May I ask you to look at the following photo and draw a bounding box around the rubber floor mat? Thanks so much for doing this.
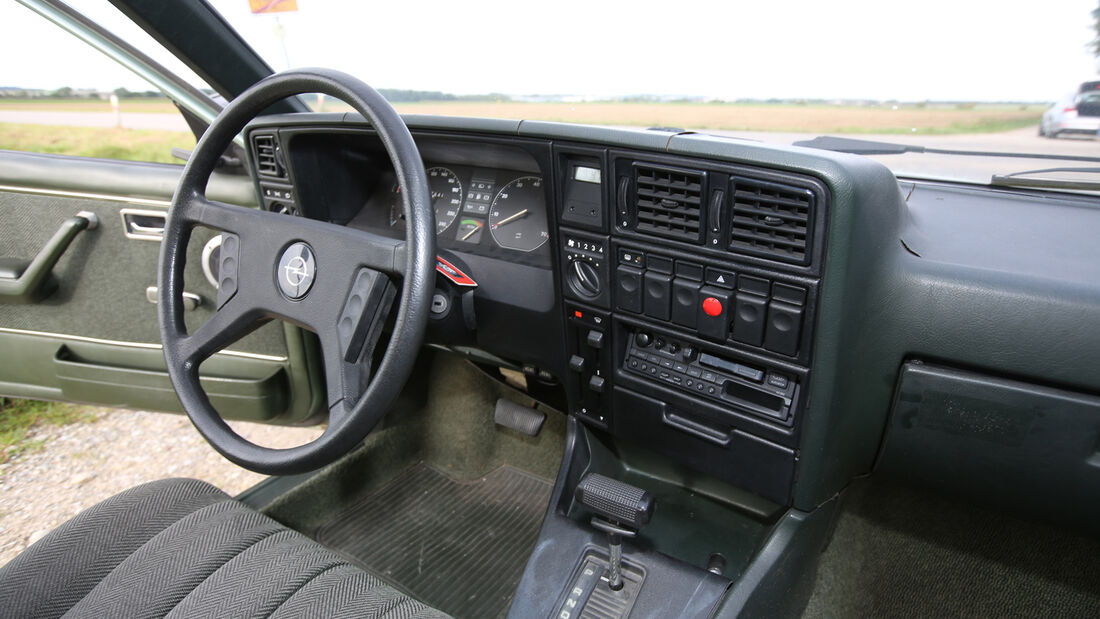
[316,464,553,619]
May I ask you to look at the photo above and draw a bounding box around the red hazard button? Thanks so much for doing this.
[702,296,723,317]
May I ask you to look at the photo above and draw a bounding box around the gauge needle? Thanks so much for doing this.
[492,209,528,229]
[461,226,481,241]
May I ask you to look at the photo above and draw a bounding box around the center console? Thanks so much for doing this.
[555,147,826,507]
[505,144,832,618]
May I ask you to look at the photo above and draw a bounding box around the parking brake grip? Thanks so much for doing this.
[574,473,654,591]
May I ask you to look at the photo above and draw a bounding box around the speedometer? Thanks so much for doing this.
[389,166,463,234]
[488,176,548,252]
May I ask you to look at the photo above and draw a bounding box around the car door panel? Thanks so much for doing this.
[0,151,324,424]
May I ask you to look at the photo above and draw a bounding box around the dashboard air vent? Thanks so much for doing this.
[252,134,282,177]
[729,176,813,264]
[633,164,704,242]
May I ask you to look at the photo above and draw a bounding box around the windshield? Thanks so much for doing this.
[66,1,1100,185]
[207,0,1100,182]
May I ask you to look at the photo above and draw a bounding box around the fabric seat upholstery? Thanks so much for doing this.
[0,478,448,619]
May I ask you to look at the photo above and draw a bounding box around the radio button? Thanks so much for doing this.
[766,372,790,389]
[732,363,764,382]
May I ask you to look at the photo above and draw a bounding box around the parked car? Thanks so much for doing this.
[1040,81,1100,137]
[1,1,1099,618]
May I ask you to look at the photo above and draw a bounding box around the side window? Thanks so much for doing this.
[0,3,197,164]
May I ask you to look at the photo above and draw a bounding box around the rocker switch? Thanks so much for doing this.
[569,355,586,373]
[586,329,605,349]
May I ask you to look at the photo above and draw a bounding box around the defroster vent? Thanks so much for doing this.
[252,134,283,177]
[730,176,814,264]
[633,164,704,242]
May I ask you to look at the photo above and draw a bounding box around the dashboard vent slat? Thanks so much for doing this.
[729,177,814,264]
[633,164,704,242]
[252,134,283,178]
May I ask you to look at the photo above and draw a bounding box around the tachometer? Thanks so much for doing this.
[389,166,463,234]
[488,176,548,252]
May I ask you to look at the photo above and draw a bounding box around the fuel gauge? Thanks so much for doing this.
[455,218,484,244]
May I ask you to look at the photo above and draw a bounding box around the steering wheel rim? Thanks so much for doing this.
[157,68,435,475]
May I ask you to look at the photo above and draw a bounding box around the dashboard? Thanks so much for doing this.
[244,114,1100,527]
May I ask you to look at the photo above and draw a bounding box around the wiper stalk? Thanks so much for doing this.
[794,136,1100,164]
[990,167,1100,191]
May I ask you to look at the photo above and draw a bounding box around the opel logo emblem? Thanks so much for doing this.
[276,242,315,299]
[284,256,311,287]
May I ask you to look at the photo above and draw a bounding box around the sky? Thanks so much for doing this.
[2,0,1098,102]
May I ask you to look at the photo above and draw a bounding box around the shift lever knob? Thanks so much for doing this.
[574,474,654,590]
[575,473,654,528]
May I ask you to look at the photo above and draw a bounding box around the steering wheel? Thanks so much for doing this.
[157,69,435,476]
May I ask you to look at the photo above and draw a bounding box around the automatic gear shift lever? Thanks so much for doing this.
[574,473,655,590]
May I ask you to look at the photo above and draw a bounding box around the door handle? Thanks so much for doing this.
[129,221,165,235]
[0,211,98,304]
[146,286,202,311]
[120,208,166,241]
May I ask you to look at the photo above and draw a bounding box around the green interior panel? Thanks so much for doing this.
[0,153,323,425]
[54,345,288,421]
[0,190,285,357]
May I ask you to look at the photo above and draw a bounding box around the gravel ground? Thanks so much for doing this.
[0,407,323,566]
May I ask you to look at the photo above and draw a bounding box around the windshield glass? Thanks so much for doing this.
[211,1,1100,184]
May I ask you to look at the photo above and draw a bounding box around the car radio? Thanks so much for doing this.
[622,329,798,423]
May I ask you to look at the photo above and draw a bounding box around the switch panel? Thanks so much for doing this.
[610,242,810,360]
[565,305,612,428]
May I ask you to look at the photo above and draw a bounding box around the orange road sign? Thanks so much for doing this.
[249,0,298,14]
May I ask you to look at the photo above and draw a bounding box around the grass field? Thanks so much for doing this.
[0,123,193,163]
[377,102,1045,135]
[0,97,1044,135]
[0,398,96,466]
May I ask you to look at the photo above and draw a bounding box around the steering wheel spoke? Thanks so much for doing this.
[177,192,266,234]
[179,294,263,371]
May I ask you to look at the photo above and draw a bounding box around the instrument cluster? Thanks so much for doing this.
[385,164,549,254]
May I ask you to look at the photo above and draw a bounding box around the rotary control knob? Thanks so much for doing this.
[568,259,601,298]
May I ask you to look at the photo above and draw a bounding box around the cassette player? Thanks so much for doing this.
[622,330,798,423]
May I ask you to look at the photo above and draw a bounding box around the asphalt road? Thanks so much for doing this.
[0,110,189,131]
[2,110,1095,185]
